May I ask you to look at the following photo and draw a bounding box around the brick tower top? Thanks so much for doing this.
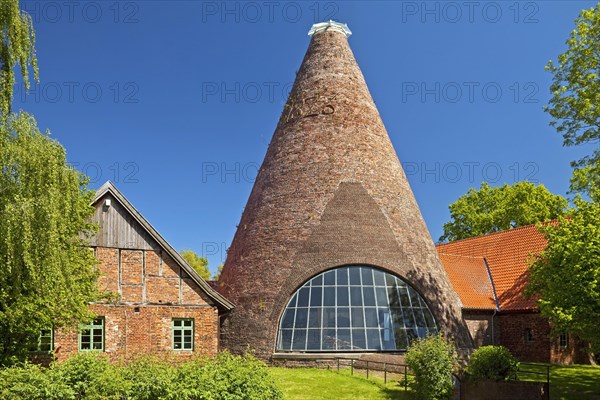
[308,21,352,37]
[218,22,472,360]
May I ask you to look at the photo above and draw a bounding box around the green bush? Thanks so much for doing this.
[51,352,130,400]
[0,351,282,400]
[124,356,176,400]
[405,334,458,400]
[178,351,283,400]
[466,346,519,381]
[0,362,75,400]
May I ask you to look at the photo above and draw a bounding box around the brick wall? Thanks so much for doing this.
[51,246,219,361]
[549,329,592,364]
[498,312,551,362]
[53,304,218,362]
[463,311,499,347]
[497,312,592,363]
[96,247,213,306]
[219,25,472,361]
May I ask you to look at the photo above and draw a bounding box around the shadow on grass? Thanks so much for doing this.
[519,363,600,400]
[550,365,600,400]
[338,368,416,400]
[377,386,416,400]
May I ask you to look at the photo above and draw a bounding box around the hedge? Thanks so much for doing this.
[0,351,283,400]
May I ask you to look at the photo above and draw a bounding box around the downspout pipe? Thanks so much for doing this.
[483,257,500,345]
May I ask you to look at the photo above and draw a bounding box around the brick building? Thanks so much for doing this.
[437,224,592,364]
[218,21,473,362]
[216,21,591,365]
[46,181,234,362]
[32,21,589,365]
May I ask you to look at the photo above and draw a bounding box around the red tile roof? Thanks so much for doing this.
[436,224,547,311]
[438,253,496,310]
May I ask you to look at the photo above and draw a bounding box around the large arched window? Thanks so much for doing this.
[276,266,437,352]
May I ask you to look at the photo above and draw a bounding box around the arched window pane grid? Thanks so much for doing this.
[277,266,437,352]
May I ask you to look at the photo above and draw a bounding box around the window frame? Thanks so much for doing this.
[172,318,194,351]
[30,328,53,353]
[79,317,105,352]
[525,328,534,343]
[38,328,53,353]
[276,265,438,353]
[559,332,568,349]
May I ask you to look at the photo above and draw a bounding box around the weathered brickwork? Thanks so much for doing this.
[54,304,218,362]
[46,180,235,362]
[96,246,119,294]
[218,26,472,360]
[498,312,590,363]
[53,246,220,361]
[463,311,499,347]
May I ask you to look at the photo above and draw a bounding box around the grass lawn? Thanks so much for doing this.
[519,363,600,400]
[270,367,414,400]
[272,363,600,400]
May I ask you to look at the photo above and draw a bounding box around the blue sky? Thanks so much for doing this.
[16,1,597,274]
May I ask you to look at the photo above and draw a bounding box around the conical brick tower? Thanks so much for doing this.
[219,22,472,360]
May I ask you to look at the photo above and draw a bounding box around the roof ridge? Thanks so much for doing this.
[438,252,485,260]
[436,221,551,247]
[92,181,234,311]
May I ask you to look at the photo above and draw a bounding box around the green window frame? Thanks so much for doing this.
[38,329,53,352]
[79,317,105,351]
[29,329,53,353]
[172,318,194,351]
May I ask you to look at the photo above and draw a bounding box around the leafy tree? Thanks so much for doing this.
[0,0,99,365]
[439,182,568,242]
[213,263,224,281]
[532,3,600,355]
[527,194,600,353]
[180,250,211,280]
[0,0,38,122]
[405,334,457,400]
[0,113,100,365]
[545,3,600,197]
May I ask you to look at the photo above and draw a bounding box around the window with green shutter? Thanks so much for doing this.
[172,318,194,351]
[79,317,105,351]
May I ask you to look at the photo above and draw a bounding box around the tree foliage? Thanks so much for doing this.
[405,334,458,400]
[0,352,284,400]
[545,3,600,196]
[533,3,600,355]
[0,0,38,122]
[527,195,600,353]
[180,250,211,280]
[213,263,223,281]
[0,0,99,365]
[466,346,519,382]
[439,182,568,242]
[0,113,100,365]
